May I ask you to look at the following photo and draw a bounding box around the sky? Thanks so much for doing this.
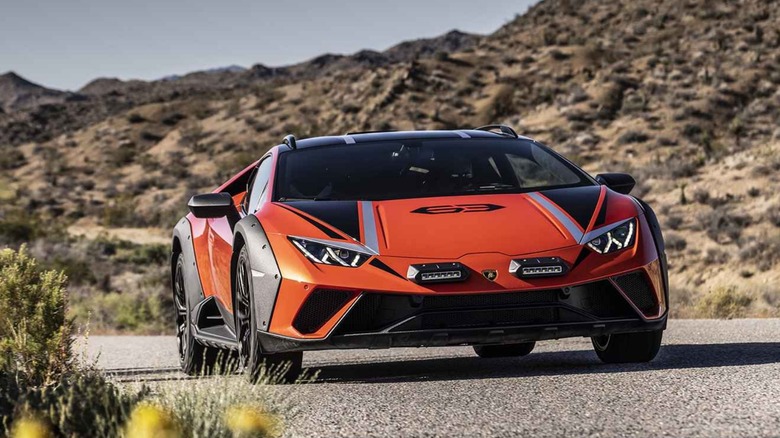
[0,0,538,91]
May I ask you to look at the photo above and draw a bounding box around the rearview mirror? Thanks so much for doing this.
[188,193,235,219]
[595,173,636,195]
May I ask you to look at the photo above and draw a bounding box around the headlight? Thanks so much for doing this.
[586,219,636,254]
[289,236,372,267]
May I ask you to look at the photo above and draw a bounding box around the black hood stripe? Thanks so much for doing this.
[540,186,602,231]
[285,201,361,241]
[369,259,405,279]
[279,204,345,240]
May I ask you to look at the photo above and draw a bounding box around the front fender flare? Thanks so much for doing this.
[233,215,282,333]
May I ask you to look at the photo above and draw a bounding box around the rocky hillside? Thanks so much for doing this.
[0,72,72,112]
[2,0,779,323]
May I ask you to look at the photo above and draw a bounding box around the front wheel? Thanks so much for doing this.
[473,342,535,358]
[235,246,303,384]
[591,330,663,363]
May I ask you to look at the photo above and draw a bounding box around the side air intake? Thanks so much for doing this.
[612,272,658,317]
[293,289,352,334]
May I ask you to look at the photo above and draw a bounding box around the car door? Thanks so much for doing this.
[207,155,274,317]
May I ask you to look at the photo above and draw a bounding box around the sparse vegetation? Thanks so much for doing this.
[694,287,753,319]
[0,246,73,385]
[0,250,291,437]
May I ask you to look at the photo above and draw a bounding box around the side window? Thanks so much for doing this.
[246,157,273,213]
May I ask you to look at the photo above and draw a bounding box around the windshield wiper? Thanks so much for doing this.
[470,183,517,192]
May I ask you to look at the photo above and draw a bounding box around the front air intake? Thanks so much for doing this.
[612,272,658,317]
[293,289,352,334]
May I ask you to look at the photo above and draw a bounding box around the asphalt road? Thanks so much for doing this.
[87,320,780,437]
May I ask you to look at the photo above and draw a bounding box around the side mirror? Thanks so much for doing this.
[188,193,235,219]
[595,173,636,195]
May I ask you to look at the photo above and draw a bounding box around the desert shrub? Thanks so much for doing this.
[0,246,73,385]
[738,236,780,272]
[665,233,687,251]
[140,131,164,143]
[127,113,146,124]
[46,256,96,286]
[0,148,26,170]
[487,85,516,121]
[692,188,710,204]
[617,130,649,145]
[697,208,750,243]
[117,244,168,266]
[0,215,38,244]
[665,215,684,230]
[596,83,624,119]
[161,112,186,126]
[71,285,171,334]
[766,209,780,228]
[682,123,703,140]
[1,369,147,437]
[695,286,753,318]
[101,196,143,227]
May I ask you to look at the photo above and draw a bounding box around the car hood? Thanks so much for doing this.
[276,186,639,259]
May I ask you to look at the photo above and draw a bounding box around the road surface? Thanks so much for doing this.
[87,320,780,437]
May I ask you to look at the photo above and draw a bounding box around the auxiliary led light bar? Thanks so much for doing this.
[407,262,469,284]
[509,257,569,279]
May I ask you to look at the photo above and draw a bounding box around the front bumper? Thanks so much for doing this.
[258,316,667,353]
[260,269,667,353]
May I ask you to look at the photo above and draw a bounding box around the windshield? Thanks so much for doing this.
[274,138,593,201]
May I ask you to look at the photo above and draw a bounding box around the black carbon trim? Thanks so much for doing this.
[286,201,360,240]
[595,190,609,226]
[541,186,601,230]
[234,215,282,333]
[571,247,591,270]
[369,259,405,279]
[279,204,345,240]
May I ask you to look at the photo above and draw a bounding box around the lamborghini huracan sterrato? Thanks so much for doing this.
[171,125,668,381]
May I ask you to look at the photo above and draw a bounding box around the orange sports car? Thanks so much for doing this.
[171,125,668,382]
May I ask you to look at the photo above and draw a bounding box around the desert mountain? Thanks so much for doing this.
[0,71,74,112]
[1,0,779,317]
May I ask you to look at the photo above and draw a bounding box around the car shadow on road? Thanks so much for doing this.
[308,342,780,384]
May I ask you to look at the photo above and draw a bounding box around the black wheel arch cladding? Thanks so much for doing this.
[636,198,669,304]
[171,217,206,313]
[232,214,282,333]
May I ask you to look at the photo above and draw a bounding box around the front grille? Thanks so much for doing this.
[612,272,658,316]
[333,281,638,336]
[423,289,559,309]
[293,289,352,334]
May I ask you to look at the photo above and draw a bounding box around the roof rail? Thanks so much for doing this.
[345,130,398,135]
[283,134,297,150]
[474,124,519,138]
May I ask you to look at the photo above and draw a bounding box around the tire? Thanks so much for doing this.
[173,253,230,375]
[235,246,303,384]
[473,342,535,358]
[591,330,663,363]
